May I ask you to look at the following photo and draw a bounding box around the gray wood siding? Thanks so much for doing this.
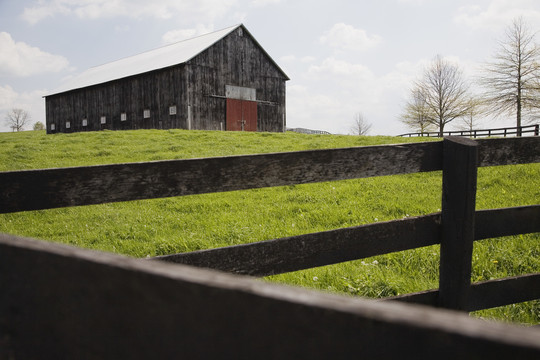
[46,65,189,133]
[45,26,287,134]
[186,27,286,132]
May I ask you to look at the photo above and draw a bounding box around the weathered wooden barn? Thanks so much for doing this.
[44,24,289,134]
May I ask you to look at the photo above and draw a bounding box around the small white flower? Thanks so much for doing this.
[372,260,379,265]
[313,276,319,281]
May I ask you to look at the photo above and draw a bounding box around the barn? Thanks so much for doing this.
[44,24,289,134]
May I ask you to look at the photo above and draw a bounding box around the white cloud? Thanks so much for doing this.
[397,0,428,4]
[286,57,455,135]
[22,0,239,24]
[286,57,395,134]
[455,0,540,30]
[279,55,296,63]
[162,24,215,44]
[0,32,69,77]
[0,85,18,109]
[114,24,131,33]
[0,85,47,132]
[379,61,422,96]
[22,0,71,24]
[309,57,374,80]
[320,23,382,52]
[286,84,348,133]
[300,56,316,63]
[279,55,315,63]
[250,0,281,7]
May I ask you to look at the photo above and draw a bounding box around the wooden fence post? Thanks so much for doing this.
[438,137,478,311]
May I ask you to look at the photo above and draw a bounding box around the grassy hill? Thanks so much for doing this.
[0,128,434,171]
[0,129,538,325]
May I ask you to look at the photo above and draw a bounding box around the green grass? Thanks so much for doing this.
[0,129,538,325]
[0,129,432,171]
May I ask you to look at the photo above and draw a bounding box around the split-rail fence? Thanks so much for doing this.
[1,136,539,359]
[399,123,539,138]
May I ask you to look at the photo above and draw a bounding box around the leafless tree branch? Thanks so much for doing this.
[4,108,30,132]
[403,55,470,135]
[349,112,372,135]
[478,17,540,134]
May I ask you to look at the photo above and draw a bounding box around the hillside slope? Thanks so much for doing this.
[1,129,538,325]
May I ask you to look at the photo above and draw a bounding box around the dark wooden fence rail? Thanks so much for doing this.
[1,137,537,213]
[1,136,540,357]
[398,123,539,138]
[152,206,539,276]
[3,233,540,358]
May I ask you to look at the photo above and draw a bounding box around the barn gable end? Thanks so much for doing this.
[44,24,288,134]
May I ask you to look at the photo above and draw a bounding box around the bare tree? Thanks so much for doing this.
[415,55,471,136]
[400,87,436,133]
[349,112,372,135]
[479,17,540,135]
[460,97,484,132]
[5,108,30,132]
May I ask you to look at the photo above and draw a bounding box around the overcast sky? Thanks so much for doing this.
[1,0,539,134]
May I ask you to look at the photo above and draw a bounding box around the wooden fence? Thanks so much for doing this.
[1,136,540,358]
[399,123,539,138]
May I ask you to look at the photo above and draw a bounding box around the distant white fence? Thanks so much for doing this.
[287,127,332,135]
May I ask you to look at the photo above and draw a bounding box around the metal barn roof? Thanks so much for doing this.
[46,24,286,97]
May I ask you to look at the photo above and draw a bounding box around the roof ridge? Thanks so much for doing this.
[87,24,242,71]
[45,23,289,97]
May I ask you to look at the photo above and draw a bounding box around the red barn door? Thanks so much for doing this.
[226,99,257,131]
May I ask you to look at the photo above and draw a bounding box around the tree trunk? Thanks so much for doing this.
[516,53,522,137]
[516,94,522,137]
[439,120,445,137]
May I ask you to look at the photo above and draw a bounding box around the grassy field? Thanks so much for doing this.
[0,129,538,325]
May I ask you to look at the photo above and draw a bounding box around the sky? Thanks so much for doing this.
[1,0,539,135]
